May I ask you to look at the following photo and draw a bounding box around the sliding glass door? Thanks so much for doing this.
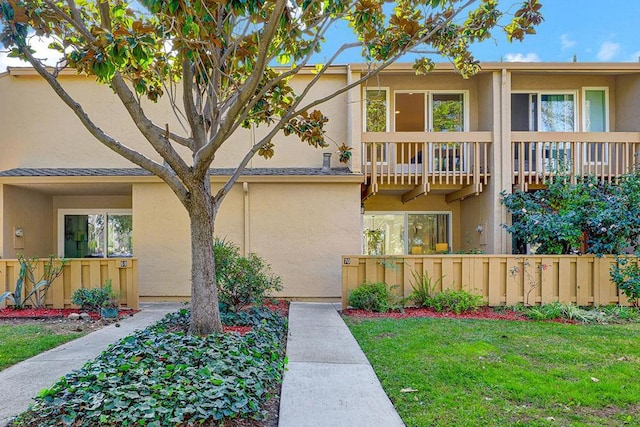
[363,212,451,255]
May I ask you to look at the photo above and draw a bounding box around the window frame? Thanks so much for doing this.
[362,87,391,165]
[581,86,610,165]
[392,90,469,132]
[57,209,133,258]
[511,90,579,132]
[362,211,453,255]
[362,87,391,133]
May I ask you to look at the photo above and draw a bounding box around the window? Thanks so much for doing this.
[583,88,609,164]
[364,88,389,132]
[511,92,577,132]
[394,91,467,132]
[394,91,468,172]
[363,212,451,255]
[58,210,133,258]
[511,91,577,172]
[363,88,390,164]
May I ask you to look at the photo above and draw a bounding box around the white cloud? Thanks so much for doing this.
[504,53,541,62]
[0,36,62,72]
[629,51,640,62]
[560,34,576,50]
[596,41,620,61]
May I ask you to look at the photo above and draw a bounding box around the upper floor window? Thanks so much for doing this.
[395,91,467,132]
[511,92,577,132]
[58,209,133,258]
[364,88,389,132]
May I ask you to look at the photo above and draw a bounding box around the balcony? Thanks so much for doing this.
[362,132,492,203]
[512,132,640,190]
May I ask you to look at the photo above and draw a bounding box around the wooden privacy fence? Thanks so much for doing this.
[342,255,632,310]
[0,258,139,309]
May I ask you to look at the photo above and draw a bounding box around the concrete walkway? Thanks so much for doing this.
[0,302,182,426]
[279,302,405,427]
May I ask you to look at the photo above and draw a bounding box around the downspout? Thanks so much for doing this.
[243,182,250,256]
[346,64,353,171]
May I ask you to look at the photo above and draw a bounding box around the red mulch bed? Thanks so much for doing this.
[222,325,253,335]
[265,299,289,317]
[0,307,137,320]
[343,306,528,321]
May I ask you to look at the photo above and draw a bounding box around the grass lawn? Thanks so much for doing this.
[0,323,85,370]
[345,317,640,427]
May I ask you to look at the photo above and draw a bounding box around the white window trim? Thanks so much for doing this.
[581,87,610,165]
[57,209,133,258]
[427,90,470,132]
[363,87,391,166]
[362,87,390,132]
[362,211,453,255]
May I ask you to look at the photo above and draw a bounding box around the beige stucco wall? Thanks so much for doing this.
[363,194,462,252]
[615,74,640,131]
[0,185,4,258]
[132,180,360,300]
[0,71,350,171]
[2,185,53,258]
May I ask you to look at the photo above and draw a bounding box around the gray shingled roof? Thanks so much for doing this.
[0,167,356,177]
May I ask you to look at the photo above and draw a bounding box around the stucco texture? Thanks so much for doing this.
[132,181,360,300]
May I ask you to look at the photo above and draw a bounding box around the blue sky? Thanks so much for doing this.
[1,1,639,72]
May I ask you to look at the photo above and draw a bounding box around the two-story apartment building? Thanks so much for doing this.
[1,62,640,302]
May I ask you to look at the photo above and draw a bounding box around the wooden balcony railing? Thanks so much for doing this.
[0,258,139,309]
[512,132,640,189]
[362,132,492,200]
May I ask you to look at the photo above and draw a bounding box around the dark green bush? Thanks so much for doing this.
[610,256,640,307]
[213,238,283,312]
[70,281,114,312]
[424,289,485,314]
[11,306,287,426]
[348,281,396,312]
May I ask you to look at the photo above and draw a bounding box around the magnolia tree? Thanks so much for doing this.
[1,0,542,334]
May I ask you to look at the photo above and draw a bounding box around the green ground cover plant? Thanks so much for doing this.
[0,324,85,370]
[498,302,640,324]
[10,306,287,426]
[346,317,640,427]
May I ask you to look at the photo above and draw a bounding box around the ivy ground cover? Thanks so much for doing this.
[345,317,640,427]
[10,306,287,426]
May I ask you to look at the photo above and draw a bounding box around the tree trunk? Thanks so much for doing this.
[187,179,223,335]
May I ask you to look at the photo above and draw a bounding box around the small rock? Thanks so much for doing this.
[68,313,80,320]
[79,313,91,321]
[115,323,121,327]
[75,326,83,332]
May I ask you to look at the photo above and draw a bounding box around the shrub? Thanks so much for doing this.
[610,256,640,307]
[213,238,283,312]
[71,280,115,312]
[410,271,484,314]
[424,290,485,314]
[348,282,396,312]
[409,271,442,307]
